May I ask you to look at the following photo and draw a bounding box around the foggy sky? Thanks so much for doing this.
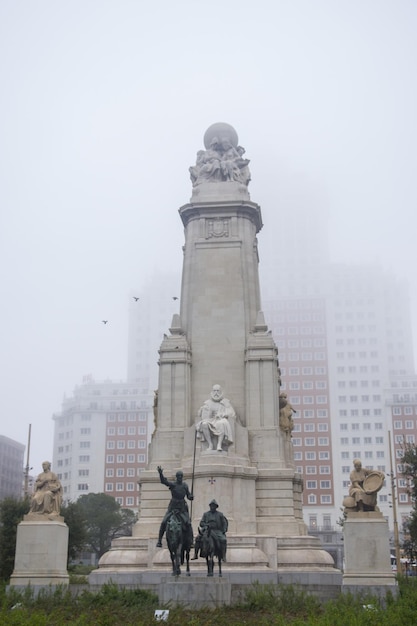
[1,1,416,475]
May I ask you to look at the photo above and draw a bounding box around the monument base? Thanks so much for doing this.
[89,532,342,604]
[342,512,397,598]
[10,517,69,587]
[89,569,342,606]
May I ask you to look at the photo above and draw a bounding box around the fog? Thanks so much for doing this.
[1,1,416,474]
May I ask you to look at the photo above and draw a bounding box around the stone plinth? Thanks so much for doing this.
[10,516,69,587]
[342,512,397,596]
[159,576,231,609]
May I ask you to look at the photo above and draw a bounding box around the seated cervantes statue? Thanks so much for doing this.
[196,385,235,452]
[29,461,63,517]
[343,458,385,513]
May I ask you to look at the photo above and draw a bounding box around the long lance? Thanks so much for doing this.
[190,427,197,520]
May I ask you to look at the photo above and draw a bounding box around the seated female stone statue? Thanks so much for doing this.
[30,461,63,516]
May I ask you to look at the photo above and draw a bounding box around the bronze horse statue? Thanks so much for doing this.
[199,526,224,577]
[166,511,192,576]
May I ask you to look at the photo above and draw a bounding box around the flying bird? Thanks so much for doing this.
[133,297,140,301]
[102,320,108,324]
[172,297,179,300]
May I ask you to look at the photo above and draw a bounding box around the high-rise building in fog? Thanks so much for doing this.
[0,434,25,500]
[52,378,152,510]
[263,264,416,530]
[260,192,416,533]
[127,273,181,390]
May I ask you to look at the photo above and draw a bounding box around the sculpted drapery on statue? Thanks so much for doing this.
[343,458,385,513]
[196,385,235,451]
[29,461,63,516]
[189,122,251,187]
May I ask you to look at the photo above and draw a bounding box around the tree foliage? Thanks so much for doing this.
[401,443,417,500]
[0,497,30,581]
[401,443,417,559]
[0,493,136,577]
[61,500,88,562]
[76,493,136,559]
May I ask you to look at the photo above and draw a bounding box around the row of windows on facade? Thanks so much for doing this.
[339,423,383,431]
[335,352,380,359]
[340,465,386,474]
[292,423,329,433]
[336,366,380,374]
[337,380,381,388]
[105,483,139,491]
[64,482,139,493]
[287,395,329,404]
[106,426,147,435]
[86,388,141,395]
[57,440,147,453]
[58,453,147,465]
[292,437,329,446]
[306,494,332,504]
[391,380,417,388]
[107,413,148,421]
[58,467,143,481]
[0,445,23,458]
[295,465,331,474]
[340,451,386,459]
[275,327,325,336]
[293,451,330,461]
[339,434,415,447]
[281,366,328,376]
[267,310,325,321]
[282,381,328,390]
[288,409,329,418]
[107,440,147,449]
[393,419,417,429]
[305,480,332,489]
[337,395,382,403]
[279,352,327,361]
[267,297,326,310]
[276,339,327,349]
[339,408,384,417]
[57,411,148,427]
[340,436,384,445]
[287,405,404,418]
[105,454,146,464]
[58,426,147,439]
[334,324,380,332]
[62,402,144,411]
[282,366,382,376]
[392,395,417,403]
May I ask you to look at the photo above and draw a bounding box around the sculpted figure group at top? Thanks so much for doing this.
[189,135,251,187]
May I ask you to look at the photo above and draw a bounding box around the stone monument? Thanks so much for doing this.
[90,123,340,604]
[342,459,396,596]
[10,461,69,587]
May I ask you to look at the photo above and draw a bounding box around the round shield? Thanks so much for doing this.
[363,471,384,494]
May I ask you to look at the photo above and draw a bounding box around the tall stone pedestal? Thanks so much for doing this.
[342,512,397,597]
[10,516,69,587]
